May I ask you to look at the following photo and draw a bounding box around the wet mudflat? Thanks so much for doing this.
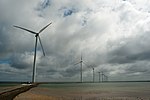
[15,82,150,100]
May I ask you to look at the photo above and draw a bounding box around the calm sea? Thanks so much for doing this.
[39,82,150,91]
[1,82,150,99]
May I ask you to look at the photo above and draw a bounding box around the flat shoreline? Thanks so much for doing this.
[14,84,150,100]
[0,83,38,100]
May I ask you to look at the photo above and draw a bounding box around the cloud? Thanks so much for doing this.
[60,65,80,77]
[10,52,33,69]
[0,0,150,82]
[0,63,31,81]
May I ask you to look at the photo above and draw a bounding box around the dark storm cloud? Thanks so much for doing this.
[108,48,150,64]
[60,66,79,77]
[111,61,150,81]
[0,23,12,56]
[126,64,149,74]
[10,53,33,69]
[0,63,31,81]
[108,31,150,64]
[128,51,150,61]
[47,69,57,75]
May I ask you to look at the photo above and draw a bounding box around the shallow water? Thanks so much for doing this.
[39,82,150,98]
[13,82,150,100]
[40,82,150,91]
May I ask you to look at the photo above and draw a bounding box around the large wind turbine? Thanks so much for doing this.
[14,22,52,83]
[74,54,87,83]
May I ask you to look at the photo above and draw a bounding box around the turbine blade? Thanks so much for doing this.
[38,36,45,56]
[82,61,89,67]
[81,53,82,61]
[39,22,52,33]
[14,25,37,34]
[74,62,80,65]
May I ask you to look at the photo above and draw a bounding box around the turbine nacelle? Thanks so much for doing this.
[35,33,39,37]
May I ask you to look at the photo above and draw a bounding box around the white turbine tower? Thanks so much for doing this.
[74,54,88,83]
[90,64,96,83]
[14,22,52,83]
[92,67,95,83]
[101,71,104,82]
[101,72,108,82]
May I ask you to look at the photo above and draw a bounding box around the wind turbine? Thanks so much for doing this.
[74,54,88,83]
[101,72,108,82]
[90,64,97,83]
[14,22,52,83]
[92,67,95,83]
[101,71,104,82]
[103,74,108,82]
[98,72,101,83]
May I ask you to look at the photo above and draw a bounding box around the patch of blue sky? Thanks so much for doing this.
[81,18,87,26]
[36,0,51,17]
[41,0,51,9]
[0,59,10,64]
[59,7,77,17]
[64,9,73,17]
[37,0,51,11]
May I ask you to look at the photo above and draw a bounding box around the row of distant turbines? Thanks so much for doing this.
[75,54,108,83]
[14,22,108,83]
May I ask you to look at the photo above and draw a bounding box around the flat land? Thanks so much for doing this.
[13,82,150,100]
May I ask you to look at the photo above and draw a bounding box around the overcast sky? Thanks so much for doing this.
[0,0,150,82]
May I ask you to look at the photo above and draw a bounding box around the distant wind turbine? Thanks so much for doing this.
[74,54,88,83]
[98,72,101,83]
[89,65,96,83]
[101,72,108,82]
[90,64,97,83]
[92,67,95,83]
[14,22,52,83]
[101,71,104,82]
[103,74,108,82]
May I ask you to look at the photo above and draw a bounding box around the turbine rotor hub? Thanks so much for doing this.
[35,33,39,37]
